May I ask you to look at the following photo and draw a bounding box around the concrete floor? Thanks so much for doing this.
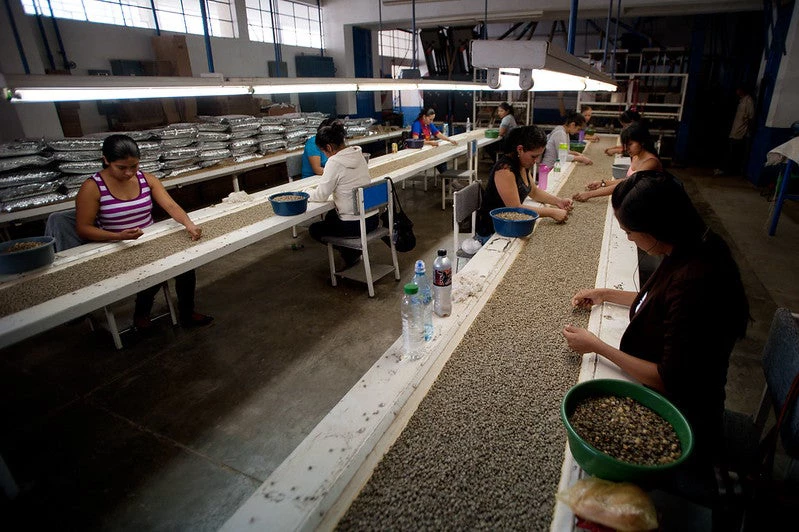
[1,164,797,530]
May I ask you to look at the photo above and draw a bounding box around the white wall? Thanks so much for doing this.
[766,0,799,128]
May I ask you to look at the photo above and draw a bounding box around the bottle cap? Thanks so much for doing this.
[404,283,419,294]
[414,259,426,273]
[559,143,568,149]
[437,249,447,256]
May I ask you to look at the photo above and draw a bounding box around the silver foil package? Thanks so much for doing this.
[58,160,104,174]
[0,140,46,158]
[0,155,56,173]
[47,138,105,151]
[52,150,101,162]
[1,190,77,213]
[0,169,63,188]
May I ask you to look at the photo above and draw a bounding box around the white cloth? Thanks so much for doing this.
[766,137,799,166]
[729,94,755,140]
[542,125,574,168]
[308,145,372,220]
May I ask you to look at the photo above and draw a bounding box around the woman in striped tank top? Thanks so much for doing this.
[76,135,212,330]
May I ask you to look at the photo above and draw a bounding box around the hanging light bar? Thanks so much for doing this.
[1,74,494,103]
[470,40,616,92]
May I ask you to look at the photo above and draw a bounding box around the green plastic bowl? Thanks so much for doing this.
[570,142,586,153]
[485,129,500,138]
[561,379,694,482]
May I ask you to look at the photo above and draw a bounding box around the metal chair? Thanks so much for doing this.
[320,178,400,297]
[439,139,478,210]
[452,181,483,273]
[45,209,177,349]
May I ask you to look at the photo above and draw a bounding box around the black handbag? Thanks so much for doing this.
[381,177,416,252]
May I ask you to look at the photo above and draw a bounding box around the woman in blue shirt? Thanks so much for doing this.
[301,118,333,178]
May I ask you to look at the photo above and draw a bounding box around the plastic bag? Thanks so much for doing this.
[556,478,658,531]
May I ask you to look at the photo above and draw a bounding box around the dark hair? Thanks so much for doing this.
[498,102,514,115]
[581,105,593,113]
[619,110,642,126]
[315,121,347,150]
[416,108,436,122]
[501,125,547,155]
[317,117,335,132]
[611,170,749,336]
[620,123,658,156]
[565,112,586,127]
[102,134,140,167]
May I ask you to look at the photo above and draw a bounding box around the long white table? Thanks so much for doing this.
[0,130,497,350]
[0,130,404,226]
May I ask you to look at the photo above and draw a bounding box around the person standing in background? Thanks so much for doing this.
[485,102,517,161]
[715,86,755,176]
[541,112,593,169]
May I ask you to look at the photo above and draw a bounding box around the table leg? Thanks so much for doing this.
[769,161,793,236]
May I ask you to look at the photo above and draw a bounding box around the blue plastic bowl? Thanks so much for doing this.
[489,207,539,237]
[0,236,56,274]
[269,191,310,216]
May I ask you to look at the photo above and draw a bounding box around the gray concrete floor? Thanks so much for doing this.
[1,164,797,530]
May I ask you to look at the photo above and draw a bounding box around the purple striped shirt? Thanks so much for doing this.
[92,171,154,232]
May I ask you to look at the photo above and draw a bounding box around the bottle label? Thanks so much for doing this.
[434,268,452,287]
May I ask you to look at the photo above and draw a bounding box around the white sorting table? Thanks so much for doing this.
[0,130,405,227]
[0,130,497,350]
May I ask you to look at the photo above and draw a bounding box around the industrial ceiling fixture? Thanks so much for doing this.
[470,40,616,92]
[1,74,489,103]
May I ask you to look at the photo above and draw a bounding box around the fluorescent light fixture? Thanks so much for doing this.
[8,86,250,102]
[2,74,252,102]
[1,74,494,104]
[470,40,616,92]
[356,81,420,91]
[251,82,357,95]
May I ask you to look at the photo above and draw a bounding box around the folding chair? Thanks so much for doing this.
[320,178,401,297]
[439,139,478,210]
[46,209,177,349]
[452,181,482,273]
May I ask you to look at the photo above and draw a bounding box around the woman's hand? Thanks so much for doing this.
[605,147,619,156]
[571,288,605,309]
[551,208,570,223]
[185,223,202,241]
[562,325,603,355]
[556,197,574,212]
[576,155,593,165]
[586,180,603,191]
[449,139,458,146]
[117,228,144,240]
[572,191,592,202]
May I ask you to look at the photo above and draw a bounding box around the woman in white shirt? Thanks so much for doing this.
[541,112,593,169]
[307,121,376,267]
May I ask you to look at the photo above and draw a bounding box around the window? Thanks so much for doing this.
[20,0,237,38]
[245,0,323,49]
[379,29,414,61]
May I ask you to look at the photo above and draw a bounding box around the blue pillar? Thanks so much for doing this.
[674,16,706,163]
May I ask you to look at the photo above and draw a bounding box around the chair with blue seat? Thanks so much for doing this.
[320,178,400,297]
[45,209,178,349]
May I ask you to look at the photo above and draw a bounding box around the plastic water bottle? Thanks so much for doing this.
[401,284,424,360]
[537,164,549,191]
[443,123,450,137]
[558,142,569,163]
[466,117,471,132]
[411,259,434,341]
[433,249,452,317]
[553,159,561,173]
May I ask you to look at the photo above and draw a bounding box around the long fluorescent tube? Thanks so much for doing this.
[8,86,251,102]
[1,74,496,104]
[251,82,358,94]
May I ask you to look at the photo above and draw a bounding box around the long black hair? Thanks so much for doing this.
[611,171,748,336]
[498,102,514,116]
[415,108,436,122]
[620,122,658,156]
[501,125,547,155]
[619,110,642,127]
[564,112,586,127]
[315,121,347,150]
[102,134,140,167]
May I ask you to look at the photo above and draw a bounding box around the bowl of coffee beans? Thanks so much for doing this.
[0,236,56,274]
[489,207,539,237]
[269,191,310,216]
[561,379,694,482]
